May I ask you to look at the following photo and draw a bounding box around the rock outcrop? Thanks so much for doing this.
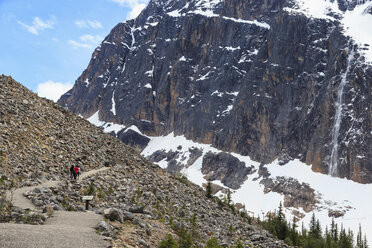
[261,177,317,213]
[202,152,255,189]
[58,0,372,183]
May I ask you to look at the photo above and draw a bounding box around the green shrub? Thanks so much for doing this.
[136,187,142,198]
[97,188,106,199]
[175,174,189,185]
[205,237,222,248]
[232,239,244,248]
[84,182,96,195]
[178,225,193,248]
[107,186,114,195]
[159,234,179,248]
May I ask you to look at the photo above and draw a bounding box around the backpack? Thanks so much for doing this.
[74,167,79,174]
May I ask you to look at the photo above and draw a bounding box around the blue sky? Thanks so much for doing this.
[0,0,148,101]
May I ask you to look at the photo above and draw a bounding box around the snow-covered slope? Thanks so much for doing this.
[287,0,372,62]
[142,132,372,246]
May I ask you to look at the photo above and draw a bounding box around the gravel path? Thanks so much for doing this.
[2,167,111,248]
[7,167,109,210]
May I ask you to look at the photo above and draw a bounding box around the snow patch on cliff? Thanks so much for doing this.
[343,1,372,62]
[111,90,116,115]
[87,111,105,126]
[288,0,372,62]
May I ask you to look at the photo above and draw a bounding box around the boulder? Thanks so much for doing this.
[104,208,124,223]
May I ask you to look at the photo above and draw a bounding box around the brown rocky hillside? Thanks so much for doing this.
[0,75,288,247]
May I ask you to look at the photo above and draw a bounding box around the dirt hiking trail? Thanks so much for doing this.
[1,167,111,248]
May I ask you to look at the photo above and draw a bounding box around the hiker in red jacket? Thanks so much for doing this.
[73,165,80,180]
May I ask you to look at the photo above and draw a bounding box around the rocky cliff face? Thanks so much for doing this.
[59,0,372,184]
[0,75,289,247]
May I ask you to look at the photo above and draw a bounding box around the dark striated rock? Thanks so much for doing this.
[117,129,150,152]
[186,147,203,167]
[202,152,255,189]
[147,149,183,174]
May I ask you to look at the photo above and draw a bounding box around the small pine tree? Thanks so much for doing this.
[338,227,353,248]
[189,214,199,240]
[309,213,317,237]
[357,224,363,248]
[363,234,369,248]
[276,202,288,240]
[325,226,332,248]
[232,239,244,248]
[205,237,222,248]
[159,234,179,248]
[206,180,212,198]
[315,219,322,239]
[289,216,299,245]
[301,222,307,237]
[178,225,193,248]
[226,189,232,206]
[330,218,338,242]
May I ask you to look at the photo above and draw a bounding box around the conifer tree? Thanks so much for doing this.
[325,226,332,248]
[159,234,179,248]
[363,234,369,248]
[309,213,317,237]
[206,180,212,198]
[205,237,222,248]
[357,224,363,248]
[226,189,232,206]
[315,219,322,239]
[330,218,338,242]
[178,225,193,248]
[289,216,299,245]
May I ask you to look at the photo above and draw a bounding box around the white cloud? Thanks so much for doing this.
[128,3,147,19]
[18,16,55,35]
[68,34,104,49]
[109,0,148,19]
[75,20,102,29]
[75,20,87,28]
[88,20,103,29]
[37,80,73,102]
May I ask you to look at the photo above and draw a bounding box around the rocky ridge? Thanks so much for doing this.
[0,75,288,247]
[0,76,131,187]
